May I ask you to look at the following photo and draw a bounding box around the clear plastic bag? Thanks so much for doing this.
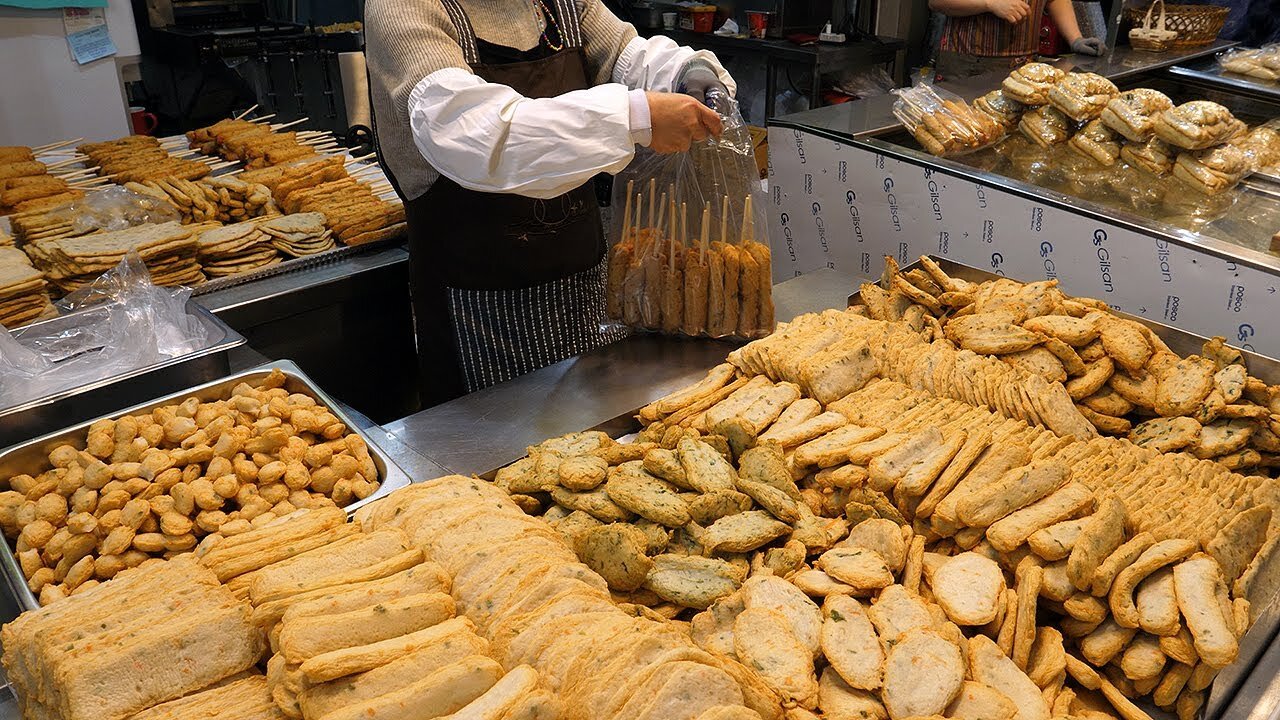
[893,82,1006,157]
[0,252,217,409]
[1218,47,1280,80]
[604,91,774,339]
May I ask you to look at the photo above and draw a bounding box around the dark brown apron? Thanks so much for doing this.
[381,0,623,405]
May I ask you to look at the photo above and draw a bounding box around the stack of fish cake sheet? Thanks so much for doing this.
[31,221,203,291]
[0,246,54,328]
[259,212,334,257]
[196,220,280,278]
[0,555,264,720]
[124,675,285,720]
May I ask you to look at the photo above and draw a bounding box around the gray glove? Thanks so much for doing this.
[1071,36,1106,56]
[677,60,729,108]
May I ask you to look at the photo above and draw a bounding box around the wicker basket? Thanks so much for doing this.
[1123,3,1229,49]
[1129,0,1177,51]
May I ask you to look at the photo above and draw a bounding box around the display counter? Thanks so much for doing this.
[780,42,1238,141]
[2,264,1280,719]
[383,268,857,476]
[766,41,1280,359]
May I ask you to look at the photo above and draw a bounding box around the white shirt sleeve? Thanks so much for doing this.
[408,67,650,199]
[611,35,737,96]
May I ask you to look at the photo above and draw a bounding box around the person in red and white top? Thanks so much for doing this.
[930,0,1105,80]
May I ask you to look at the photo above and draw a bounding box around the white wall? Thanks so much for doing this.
[0,0,141,146]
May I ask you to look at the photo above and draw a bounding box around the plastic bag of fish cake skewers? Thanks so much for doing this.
[604,91,773,340]
[893,82,1006,157]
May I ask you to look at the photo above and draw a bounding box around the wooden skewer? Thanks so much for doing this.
[249,113,277,124]
[681,202,688,254]
[170,148,202,158]
[234,104,259,120]
[272,117,309,131]
[54,168,96,180]
[68,177,111,188]
[634,192,642,249]
[210,160,238,170]
[620,180,634,243]
[647,178,656,231]
[33,137,83,153]
[653,193,667,253]
[347,163,382,178]
[700,202,711,252]
[741,195,754,244]
[668,194,678,270]
[44,157,83,170]
[721,195,729,245]
[346,152,377,163]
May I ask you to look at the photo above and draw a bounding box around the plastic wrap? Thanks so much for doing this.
[893,83,1006,157]
[0,253,217,408]
[9,186,180,247]
[1231,125,1280,172]
[605,91,774,339]
[1218,46,1280,81]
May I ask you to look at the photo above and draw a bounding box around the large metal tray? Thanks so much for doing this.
[0,300,245,449]
[851,256,1280,720]
[0,359,411,612]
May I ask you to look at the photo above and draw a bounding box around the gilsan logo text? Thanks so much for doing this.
[883,178,901,232]
[778,212,796,261]
[845,191,864,241]
[811,202,828,254]
[975,183,988,209]
[927,180,942,221]
[1093,229,1114,293]
[1039,241,1058,279]
[1154,240,1172,282]
[793,130,806,164]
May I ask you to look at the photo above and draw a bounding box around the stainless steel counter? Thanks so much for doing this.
[384,268,857,477]
[779,41,1237,139]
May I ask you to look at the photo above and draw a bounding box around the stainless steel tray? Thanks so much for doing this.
[0,359,411,612]
[0,300,246,449]
[850,255,1280,720]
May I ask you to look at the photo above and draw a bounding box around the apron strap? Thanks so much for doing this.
[438,0,481,64]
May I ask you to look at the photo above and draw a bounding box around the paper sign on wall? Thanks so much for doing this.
[63,7,115,64]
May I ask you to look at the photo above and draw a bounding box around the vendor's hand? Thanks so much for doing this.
[678,61,730,108]
[985,0,1030,23]
[647,92,723,154]
[1071,36,1106,56]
